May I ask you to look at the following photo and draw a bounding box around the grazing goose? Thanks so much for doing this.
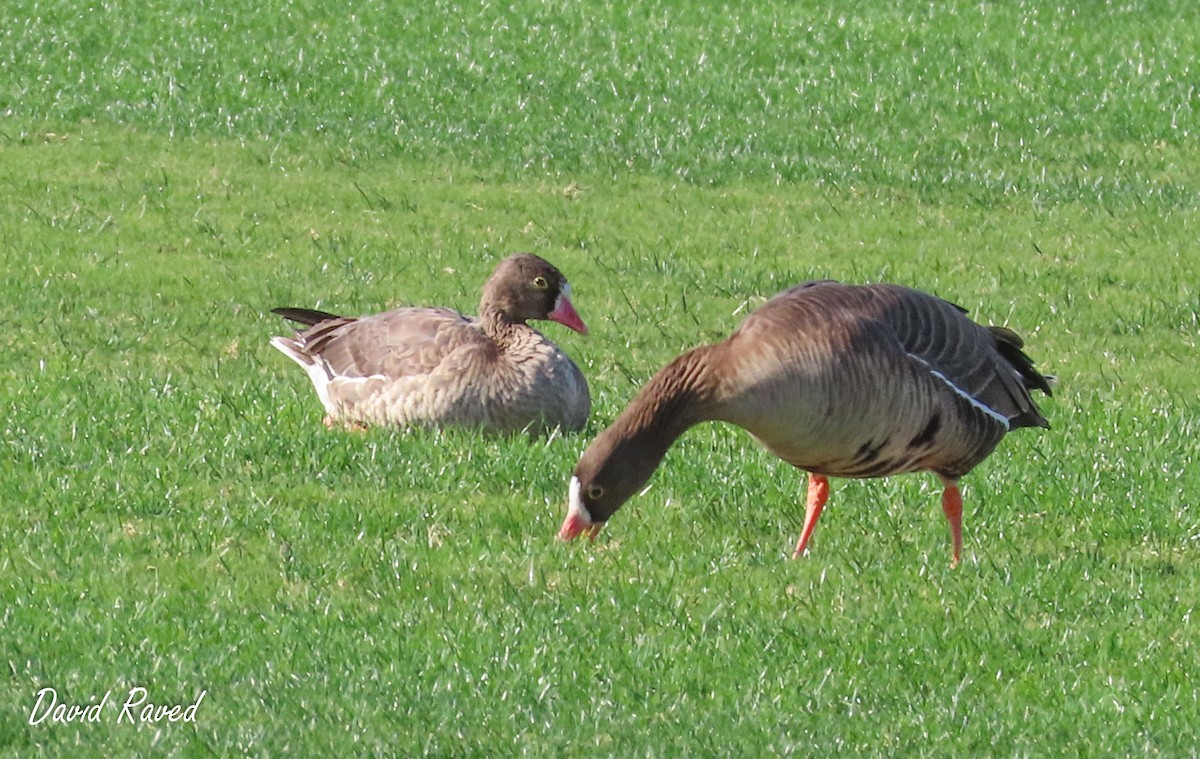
[558,280,1052,564]
[270,253,591,434]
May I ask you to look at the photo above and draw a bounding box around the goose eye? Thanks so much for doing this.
[587,484,605,500]
[532,275,549,289]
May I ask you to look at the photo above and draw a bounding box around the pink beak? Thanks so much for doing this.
[548,294,588,335]
[558,512,601,542]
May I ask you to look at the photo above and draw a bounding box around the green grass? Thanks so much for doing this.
[2,0,1199,755]
[5,0,1198,202]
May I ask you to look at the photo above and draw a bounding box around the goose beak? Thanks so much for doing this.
[548,292,588,335]
[559,477,600,542]
[558,512,601,542]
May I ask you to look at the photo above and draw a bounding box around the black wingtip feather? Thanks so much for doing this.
[272,306,343,326]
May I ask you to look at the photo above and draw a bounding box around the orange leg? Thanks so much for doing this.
[939,476,963,567]
[325,414,369,433]
[792,474,830,559]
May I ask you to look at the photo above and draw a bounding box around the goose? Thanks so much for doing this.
[270,253,591,434]
[558,280,1052,564]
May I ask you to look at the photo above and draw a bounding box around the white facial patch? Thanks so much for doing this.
[567,475,593,525]
[554,283,572,312]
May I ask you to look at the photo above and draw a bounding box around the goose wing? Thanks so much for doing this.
[283,307,489,380]
[871,285,1050,430]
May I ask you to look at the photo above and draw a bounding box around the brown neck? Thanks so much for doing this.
[479,306,522,337]
[604,344,722,469]
[572,343,726,524]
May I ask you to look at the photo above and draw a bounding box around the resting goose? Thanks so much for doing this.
[270,253,591,434]
[559,280,1053,564]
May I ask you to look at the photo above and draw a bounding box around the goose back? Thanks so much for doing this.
[308,313,588,432]
[703,281,1048,480]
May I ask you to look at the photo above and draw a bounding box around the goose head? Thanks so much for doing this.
[559,441,647,542]
[558,395,692,541]
[482,254,588,334]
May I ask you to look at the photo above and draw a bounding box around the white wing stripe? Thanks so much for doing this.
[907,353,1010,430]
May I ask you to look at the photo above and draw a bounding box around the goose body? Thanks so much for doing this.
[559,280,1052,564]
[270,254,591,434]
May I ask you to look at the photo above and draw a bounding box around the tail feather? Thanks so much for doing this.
[269,336,314,368]
[269,336,336,414]
[989,326,1053,397]
[985,326,1053,430]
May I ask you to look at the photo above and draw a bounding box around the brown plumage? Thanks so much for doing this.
[559,280,1053,564]
[270,253,591,434]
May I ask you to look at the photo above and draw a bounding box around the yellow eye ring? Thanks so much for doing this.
[532,275,549,289]
[587,484,605,500]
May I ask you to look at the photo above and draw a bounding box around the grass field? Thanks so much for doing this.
[2,0,1199,755]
